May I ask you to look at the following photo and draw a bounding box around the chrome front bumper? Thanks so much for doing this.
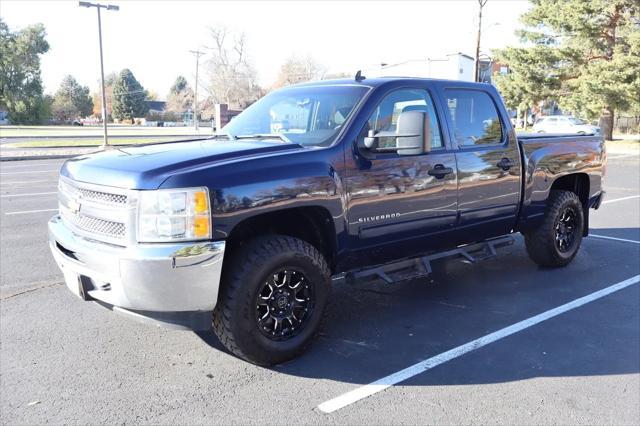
[48,215,225,330]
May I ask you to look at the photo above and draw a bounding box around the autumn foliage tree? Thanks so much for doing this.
[92,72,116,121]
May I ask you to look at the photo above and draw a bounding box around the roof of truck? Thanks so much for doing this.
[292,76,492,89]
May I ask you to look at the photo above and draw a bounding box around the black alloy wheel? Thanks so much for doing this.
[255,269,314,340]
[554,206,578,253]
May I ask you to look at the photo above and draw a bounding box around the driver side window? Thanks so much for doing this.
[366,89,443,150]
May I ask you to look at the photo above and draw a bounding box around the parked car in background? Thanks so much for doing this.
[533,115,600,135]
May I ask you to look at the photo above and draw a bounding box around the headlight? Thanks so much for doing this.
[137,187,211,242]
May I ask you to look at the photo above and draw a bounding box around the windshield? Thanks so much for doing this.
[222,85,369,147]
[568,117,586,125]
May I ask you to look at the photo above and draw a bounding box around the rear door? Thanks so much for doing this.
[344,86,458,266]
[442,88,522,241]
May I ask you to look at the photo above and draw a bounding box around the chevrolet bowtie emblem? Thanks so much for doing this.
[68,195,82,214]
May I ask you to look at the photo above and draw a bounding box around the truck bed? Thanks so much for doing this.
[516,133,605,230]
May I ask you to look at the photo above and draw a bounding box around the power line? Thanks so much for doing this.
[189,50,205,131]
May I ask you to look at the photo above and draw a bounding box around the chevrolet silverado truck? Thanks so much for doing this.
[49,76,605,365]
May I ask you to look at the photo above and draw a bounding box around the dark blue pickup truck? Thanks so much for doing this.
[49,76,606,365]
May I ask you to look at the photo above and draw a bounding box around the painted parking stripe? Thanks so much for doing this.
[0,170,59,175]
[589,234,640,244]
[317,274,640,414]
[1,191,57,198]
[0,162,64,169]
[4,208,57,215]
[0,180,51,185]
[607,153,639,160]
[602,195,640,205]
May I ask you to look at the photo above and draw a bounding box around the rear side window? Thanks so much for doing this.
[445,90,503,147]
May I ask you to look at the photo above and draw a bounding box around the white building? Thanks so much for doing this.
[369,53,475,82]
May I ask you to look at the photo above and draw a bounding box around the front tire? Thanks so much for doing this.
[213,235,330,366]
[524,190,584,267]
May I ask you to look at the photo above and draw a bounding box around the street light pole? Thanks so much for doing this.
[474,0,488,83]
[189,50,205,132]
[79,2,119,149]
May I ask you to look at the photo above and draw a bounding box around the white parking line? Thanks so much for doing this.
[0,170,59,175]
[589,234,640,244]
[317,274,640,414]
[4,208,57,215]
[608,153,639,160]
[602,195,640,205]
[0,162,64,169]
[0,180,51,185]
[0,191,57,198]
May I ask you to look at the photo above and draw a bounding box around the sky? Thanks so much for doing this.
[1,0,531,99]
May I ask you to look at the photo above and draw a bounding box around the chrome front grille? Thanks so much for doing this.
[58,177,133,245]
[61,210,126,239]
[59,179,128,206]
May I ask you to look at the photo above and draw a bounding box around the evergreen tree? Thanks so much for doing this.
[111,69,148,122]
[51,75,93,121]
[166,75,193,113]
[494,0,640,140]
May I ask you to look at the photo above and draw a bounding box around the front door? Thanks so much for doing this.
[344,87,458,267]
[442,88,522,242]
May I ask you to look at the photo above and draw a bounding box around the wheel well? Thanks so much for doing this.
[550,173,590,206]
[550,173,590,236]
[224,207,338,272]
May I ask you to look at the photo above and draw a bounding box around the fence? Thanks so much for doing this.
[615,115,640,134]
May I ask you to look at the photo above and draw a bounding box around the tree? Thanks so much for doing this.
[0,19,50,124]
[50,75,93,121]
[273,55,326,88]
[204,26,261,109]
[166,75,194,113]
[111,69,148,122]
[92,72,116,121]
[493,46,576,128]
[145,89,159,101]
[494,0,640,140]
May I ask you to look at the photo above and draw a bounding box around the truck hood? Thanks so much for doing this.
[61,139,303,189]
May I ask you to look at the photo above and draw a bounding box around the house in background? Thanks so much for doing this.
[214,104,242,130]
[370,53,475,82]
[145,100,167,115]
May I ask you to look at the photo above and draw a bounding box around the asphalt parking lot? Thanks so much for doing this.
[1,153,639,425]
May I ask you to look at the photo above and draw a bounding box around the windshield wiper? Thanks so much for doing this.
[234,133,292,143]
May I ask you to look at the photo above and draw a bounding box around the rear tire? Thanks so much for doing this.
[524,190,584,267]
[213,235,330,366]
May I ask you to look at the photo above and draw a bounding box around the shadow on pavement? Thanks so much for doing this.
[196,228,640,386]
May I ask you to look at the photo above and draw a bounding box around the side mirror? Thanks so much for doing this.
[360,111,430,156]
[397,110,430,155]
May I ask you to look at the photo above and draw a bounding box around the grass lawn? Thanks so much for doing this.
[0,125,213,138]
[5,137,208,148]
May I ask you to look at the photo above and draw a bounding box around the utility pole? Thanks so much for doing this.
[474,0,488,83]
[189,50,205,132]
[79,2,119,149]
